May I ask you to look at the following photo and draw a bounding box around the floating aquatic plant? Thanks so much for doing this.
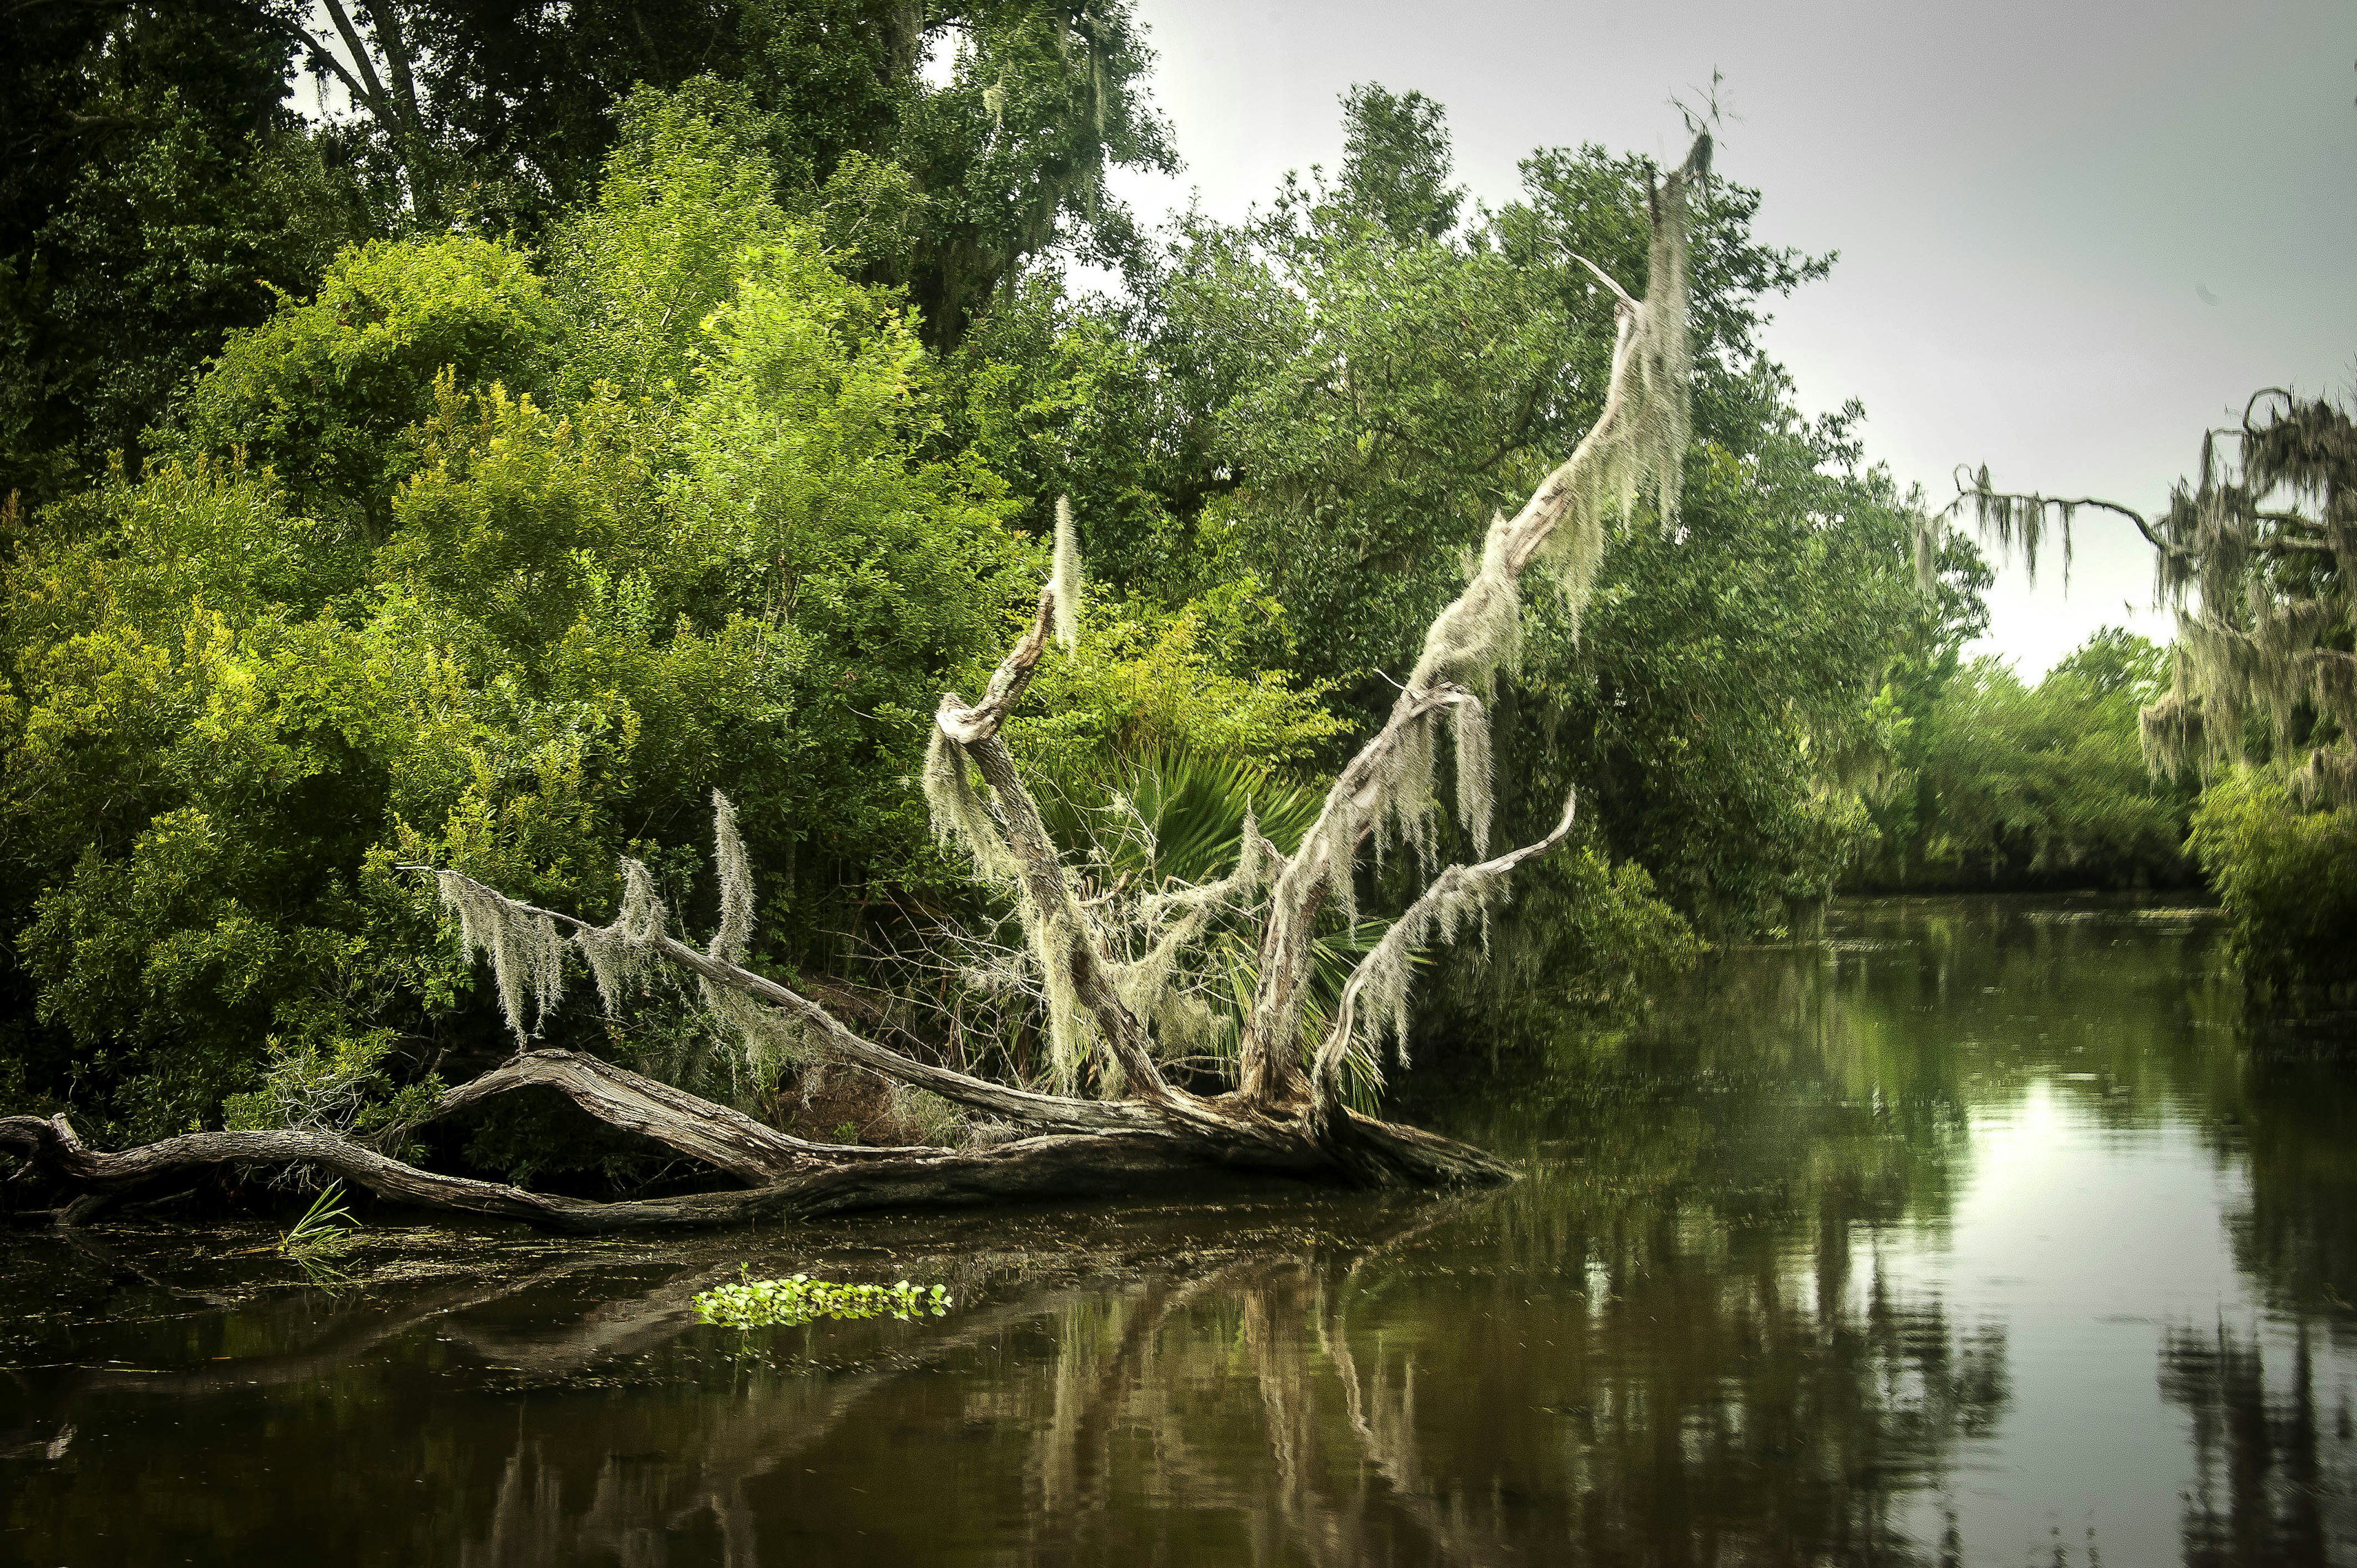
[692,1269,951,1330]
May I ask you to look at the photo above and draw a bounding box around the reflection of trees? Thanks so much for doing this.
[1582,897,2357,1334]
[435,1221,2008,1566]
[4,1188,2011,1566]
[2159,1319,2357,1566]
[2196,1048,2357,1334]
[79,896,2357,1562]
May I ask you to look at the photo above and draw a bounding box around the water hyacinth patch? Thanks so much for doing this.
[692,1269,952,1330]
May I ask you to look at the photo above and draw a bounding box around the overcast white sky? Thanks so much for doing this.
[1105,0,2357,676]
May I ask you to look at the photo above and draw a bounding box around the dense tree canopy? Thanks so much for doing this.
[0,13,2008,1164]
[1857,628,2195,891]
[0,0,1171,512]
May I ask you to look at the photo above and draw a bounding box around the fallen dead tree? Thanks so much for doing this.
[2,136,1709,1232]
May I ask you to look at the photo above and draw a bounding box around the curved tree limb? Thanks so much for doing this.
[1237,683,1480,1102]
[1310,790,1581,1123]
[927,498,1169,1100]
[1933,474,2173,560]
[414,1049,947,1181]
[934,584,1058,746]
[409,870,1168,1137]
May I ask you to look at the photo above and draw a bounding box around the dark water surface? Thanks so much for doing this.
[6,896,2357,1566]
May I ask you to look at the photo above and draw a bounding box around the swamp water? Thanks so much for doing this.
[4,895,2355,1566]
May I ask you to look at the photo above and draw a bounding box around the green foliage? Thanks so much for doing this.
[546,85,790,403]
[1509,424,1948,933]
[958,91,1951,944]
[166,238,554,530]
[1424,848,1703,1048]
[1860,628,2195,890]
[1032,747,1323,881]
[223,1030,441,1147]
[0,101,1034,1144]
[1333,85,1465,244]
[277,1179,359,1273]
[4,2,1166,514]
[357,1,1174,344]
[1010,589,1349,790]
[0,4,371,506]
[2188,771,2357,995]
[0,58,2040,1161]
[692,1268,951,1329]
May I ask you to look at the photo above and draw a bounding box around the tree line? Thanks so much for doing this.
[0,2,2338,1186]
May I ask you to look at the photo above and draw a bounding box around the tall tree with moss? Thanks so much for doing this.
[957,87,1971,944]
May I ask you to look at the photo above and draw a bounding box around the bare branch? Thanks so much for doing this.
[1565,252,1638,315]
[0,1111,1285,1232]
[1932,475,2170,558]
[1312,791,1579,1116]
[418,1049,943,1180]
[934,585,1056,744]
[924,498,1171,1100]
[964,736,1171,1100]
[934,496,1082,745]
[316,0,395,121]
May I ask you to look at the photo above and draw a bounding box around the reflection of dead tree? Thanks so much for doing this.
[3,138,1714,1231]
[432,1219,1477,1567]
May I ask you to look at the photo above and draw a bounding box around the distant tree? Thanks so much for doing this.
[1857,628,2195,890]
[1926,393,2355,984]
[1927,394,2353,808]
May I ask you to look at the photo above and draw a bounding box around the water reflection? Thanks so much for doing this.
[3,896,2354,1566]
[2160,1319,2357,1566]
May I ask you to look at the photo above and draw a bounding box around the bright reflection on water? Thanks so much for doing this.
[5,895,2356,1565]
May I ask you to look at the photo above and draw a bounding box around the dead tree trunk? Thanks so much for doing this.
[3,137,1711,1232]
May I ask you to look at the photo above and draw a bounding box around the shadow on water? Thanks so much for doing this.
[2,894,2355,1564]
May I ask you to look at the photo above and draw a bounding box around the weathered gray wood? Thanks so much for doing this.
[420,1049,943,1182]
[1,1103,1501,1234]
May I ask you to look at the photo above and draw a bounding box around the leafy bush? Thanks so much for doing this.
[0,106,1033,1143]
[2188,771,2357,995]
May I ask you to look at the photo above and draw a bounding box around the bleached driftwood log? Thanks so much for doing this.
[3,136,1713,1231]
